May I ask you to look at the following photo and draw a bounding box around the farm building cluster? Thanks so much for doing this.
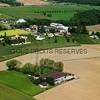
[31,71,76,88]
[0,19,71,46]
[0,18,100,46]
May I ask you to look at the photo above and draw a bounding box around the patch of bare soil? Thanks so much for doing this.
[87,24,100,32]
[0,3,10,7]
[17,0,48,5]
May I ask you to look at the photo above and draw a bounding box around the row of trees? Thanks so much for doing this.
[6,58,64,75]
[34,10,74,14]
[49,0,100,6]
[14,9,100,27]
[6,59,64,86]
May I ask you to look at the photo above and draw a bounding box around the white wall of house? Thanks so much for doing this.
[54,75,74,84]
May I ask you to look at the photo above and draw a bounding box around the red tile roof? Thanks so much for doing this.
[48,71,66,79]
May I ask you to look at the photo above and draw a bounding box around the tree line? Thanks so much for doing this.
[49,0,100,6]
[70,9,100,25]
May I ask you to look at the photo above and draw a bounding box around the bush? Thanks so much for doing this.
[6,60,21,70]
[54,62,63,72]
[21,63,35,75]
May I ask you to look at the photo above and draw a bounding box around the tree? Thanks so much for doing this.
[81,26,89,34]
[42,12,46,16]
[21,63,35,75]
[54,62,63,72]
[46,77,55,86]
[70,10,100,25]
[6,60,21,70]
[33,65,41,76]
[40,58,55,69]
[47,14,52,17]
[40,58,64,72]
[40,58,55,74]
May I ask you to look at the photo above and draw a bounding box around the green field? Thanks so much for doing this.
[0,36,79,61]
[0,84,34,100]
[0,29,31,36]
[0,13,14,19]
[0,4,100,20]
[0,71,44,96]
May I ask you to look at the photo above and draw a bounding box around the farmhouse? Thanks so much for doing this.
[48,71,74,85]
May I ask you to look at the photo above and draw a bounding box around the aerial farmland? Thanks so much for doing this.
[0,0,100,100]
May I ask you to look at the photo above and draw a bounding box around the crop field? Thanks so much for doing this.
[0,4,100,20]
[0,71,44,96]
[0,13,14,19]
[0,29,31,36]
[17,0,48,5]
[0,84,33,100]
[0,36,79,62]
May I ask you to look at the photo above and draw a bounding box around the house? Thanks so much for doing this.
[16,19,26,23]
[35,35,45,41]
[47,71,74,85]
[48,33,54,37]
[29,25,38,33]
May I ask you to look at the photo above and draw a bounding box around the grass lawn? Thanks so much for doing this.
[0,84,34,100]
[0,4,99,20]
[0,36,79,61]
[0,71,44,96]
[0,29,31,36]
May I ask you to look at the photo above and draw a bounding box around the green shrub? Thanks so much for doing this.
[6,59,21,70]
[21,63,35,75]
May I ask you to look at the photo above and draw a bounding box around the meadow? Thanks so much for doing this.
[0,84,34,100]
[0,29,31,36]
[0,71,44,96]
[0,4,100,20]
[0,36,79,61]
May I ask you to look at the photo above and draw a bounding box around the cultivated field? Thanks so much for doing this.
[87,24,100,32]
[0,71,44,96]
[0,3,10,7]
[0,83,33,100]
[35,57,100,100]
[0,29,31,36]
[0,4,99,20]
[0,45,100,100]
[17,0,48,5]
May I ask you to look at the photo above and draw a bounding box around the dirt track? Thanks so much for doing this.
[0,45,100,100]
